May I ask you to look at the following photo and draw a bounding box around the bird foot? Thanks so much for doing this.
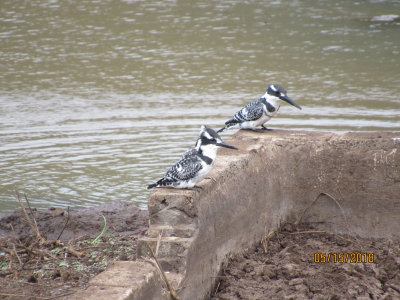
[204,177,217,183]
[241,128,258,131]
[261,125,272,131]
[192,185,203,191]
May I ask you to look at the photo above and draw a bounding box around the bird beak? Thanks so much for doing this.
[280,95,302,110]
[216,141,238,150]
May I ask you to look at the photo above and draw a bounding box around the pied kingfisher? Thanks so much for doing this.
[147,125,238,190]
[218,84,302,133]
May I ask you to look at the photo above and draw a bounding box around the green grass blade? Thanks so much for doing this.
[92,214,107,244]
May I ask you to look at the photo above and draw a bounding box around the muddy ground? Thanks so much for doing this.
[0,201,148,300]
[213,222,400,300]
[1,201,400,300]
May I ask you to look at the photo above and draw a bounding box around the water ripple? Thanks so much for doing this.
[0,0,399,211]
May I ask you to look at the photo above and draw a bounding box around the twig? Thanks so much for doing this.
[388,284,400,294]
[0,246,14,255]
[0,246,20,270]
[214,280,221,296]
[262,229,276,255]
[56,206,70,240]
[14,187,43,242]
[155,230,163,257]
[275,230,282,247]
[12,243,22,266]
[67,245,85,258]
[9,223,23,247]
[15,187,35,231]
[295,192,349,227]
[145,242,180,300]
[92,214,107,244]
[24,192,41,240]
[295,192,362,248]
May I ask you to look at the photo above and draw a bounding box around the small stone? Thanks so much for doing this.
[289,278,303,286]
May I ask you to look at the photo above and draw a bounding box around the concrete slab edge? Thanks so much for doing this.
[68,130,400,300]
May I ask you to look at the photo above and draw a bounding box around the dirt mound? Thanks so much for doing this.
[0,201,148,243]
[213,223,400,300]
[0,201,148,299]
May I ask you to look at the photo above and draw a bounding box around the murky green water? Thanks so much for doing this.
[1,0,399,211]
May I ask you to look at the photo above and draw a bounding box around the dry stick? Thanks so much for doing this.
[262,229,276,255]
[295,192,350,228]
[295,192,363,248]
[261,226,268,254]
[9,223,22,246]
[155,229,163,257]
[15,189,46,263]
[67,245,85,258]
[275,230,282,247]
[9,223,26,262]
[14,187,43,241]
[8,225,23,268]
[145,241,180,300]
[388,284,400,295]
[0,246,21,269]
[56,206,70,240]
[24,192,41,240]
[213,281,221,296]
[15,187,35,230]
[12,243,22,266]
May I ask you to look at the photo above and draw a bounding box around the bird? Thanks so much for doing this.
[147,125,238,190]
[217,84,302,133]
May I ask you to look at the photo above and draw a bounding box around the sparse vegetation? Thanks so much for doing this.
[0,190,147,299]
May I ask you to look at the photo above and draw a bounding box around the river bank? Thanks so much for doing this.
[0,201,148,299]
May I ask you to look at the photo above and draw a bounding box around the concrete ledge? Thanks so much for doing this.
[68,261,169,300]
[70,130,400,300]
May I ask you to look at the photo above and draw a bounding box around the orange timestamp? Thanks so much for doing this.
[314,252,375,263]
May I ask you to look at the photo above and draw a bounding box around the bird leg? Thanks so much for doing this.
[204,177,217,183]
[192,185,203,191]
[261,125,272,131]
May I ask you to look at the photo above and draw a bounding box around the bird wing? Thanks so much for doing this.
[181,148,197,158]
[225,99,264,125]
[164,154,203,183]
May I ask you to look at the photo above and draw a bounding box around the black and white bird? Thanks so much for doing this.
[218,84,302,133]
[147,125,238,190]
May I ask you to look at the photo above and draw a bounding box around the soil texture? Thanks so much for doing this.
[0,201,148,300]
[213,223,400,300]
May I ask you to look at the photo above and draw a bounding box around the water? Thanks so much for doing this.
[1,0,399,212]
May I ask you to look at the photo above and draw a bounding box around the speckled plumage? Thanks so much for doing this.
[149,153,204,189]
[147,126,237,190]
[218,84,301,132]
[225,97,276,126]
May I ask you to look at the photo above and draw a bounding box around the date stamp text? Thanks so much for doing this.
[314,252,375,263]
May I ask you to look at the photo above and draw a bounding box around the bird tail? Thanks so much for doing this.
[147,183,157,190]
[218,121,236,133]
[147,177,173,189]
